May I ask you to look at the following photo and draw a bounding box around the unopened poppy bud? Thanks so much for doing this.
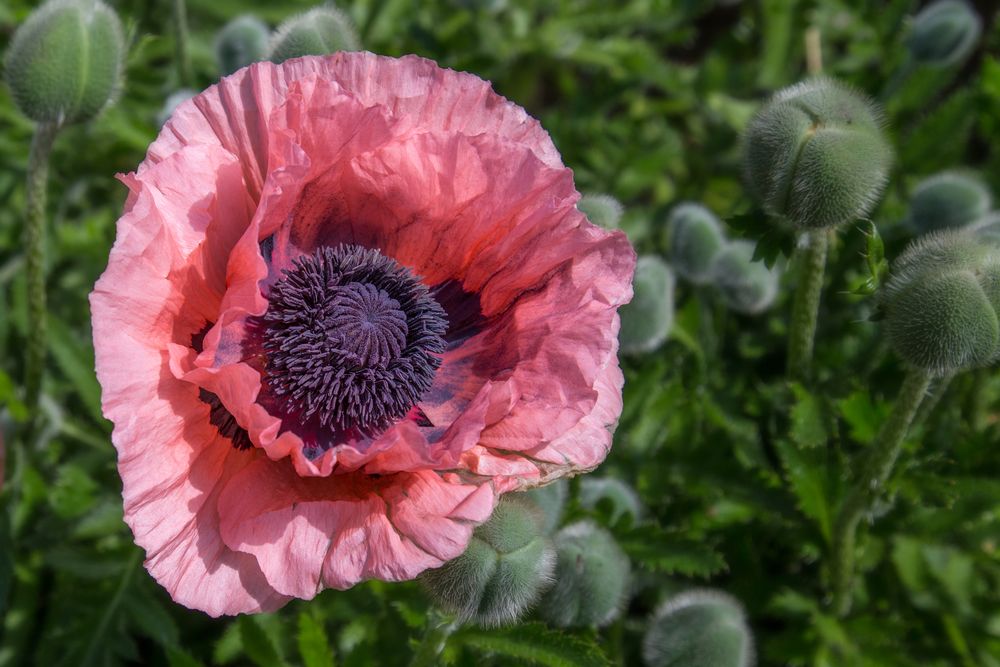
[666,203,726,284]
[882,230,1000,375]
[906,172,991,234]
[525,479,568,534]
[643,590,754,667]
[742,78,891,230]
[579,477,642,524]
[971,213,1000,245]
[579,193,624,229]
[269,7,360,64]
[906,0,981,68]
[215,15,270,76]
[620,256,675,355]
[710,241,779,315]
[4,0,125,124]
[421,496,555,627]
[539,521,630,628]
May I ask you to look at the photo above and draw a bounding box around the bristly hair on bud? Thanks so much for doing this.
[215,15,271,76]
[619,255,675,355]
[524,479,568,535]
[643,589,755,667]
[906,0,982,69]
[710,240,780,315]
[578,193,625,229]
[268,6,361,64]
[4,0,125,125]
[665,202,727,285]
[539,521,631,629]
[420,496,555,628]
[742,77,892,231]
[906,171,992,235]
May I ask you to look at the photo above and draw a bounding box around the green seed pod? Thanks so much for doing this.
[579,477,642,524]
[906,172,992,234]
[215,15,271,76]
[579,193,624,229]
[619,256,675,355]
[156,89,196,128]
[268,7,360,64]
[539,521,630,628]
[4,0,125,124]
[882,229,1000,375]
[525,479,568,535]
[906,0,982,68]
[742,78,891,230]
[643,590,754,667]
[421,496,554,627]
[710,241,779,315]
[666,203,727,284]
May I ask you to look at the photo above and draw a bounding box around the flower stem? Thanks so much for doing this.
[830,367,931,616]
[409,611,459,667]
[172,0,192,87]
[24,122,58,415]
[787,229,828,381]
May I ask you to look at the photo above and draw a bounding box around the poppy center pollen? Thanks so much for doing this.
[258,244,447,437]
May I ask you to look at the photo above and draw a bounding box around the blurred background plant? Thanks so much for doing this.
[0,0,999,665]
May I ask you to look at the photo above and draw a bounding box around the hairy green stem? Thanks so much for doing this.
[24,123,58,416]
[830,368,931,616]
[787,229,828,380]
[409,612,459,667]
[915,369,955,426]
[172,0,192,86]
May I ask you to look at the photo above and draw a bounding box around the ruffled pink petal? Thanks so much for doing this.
[217,460,494,599]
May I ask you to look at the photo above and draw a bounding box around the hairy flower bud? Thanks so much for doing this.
[268,7,360,64]
[742,78,891,230]
[666,203,726,284]
[882,229,1000,375]
[710,241,779,315]
[906,172,992,234]
[620,256,675,355]
[579,477,642,524]
[215,15,271,76]
[578,193,624,229]
[643,590,754,667]
[906,0,982,68]
[421,496,555,627]
[539,521,630,628]
[4,0,125,124]
[525,480,568,535]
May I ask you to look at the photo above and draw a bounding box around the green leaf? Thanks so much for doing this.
[775,441,832,543]
[47,317,104,425]
[617,523,727,577]
[239,615,287,667]
[790,384,827,449]
[452,622,612,667]
[166,647,205,667]
[838,392,886,445]
[297,612,335,667]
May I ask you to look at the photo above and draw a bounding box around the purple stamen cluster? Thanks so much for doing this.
[259,244,447,437]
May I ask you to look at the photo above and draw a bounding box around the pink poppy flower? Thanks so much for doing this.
[90,52,635,616]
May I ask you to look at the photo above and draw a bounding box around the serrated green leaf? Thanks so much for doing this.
[790,384,827,449]
[838,392,885,445]
[452,622,611,667]
[775,441,832,542]
[297,612,335,667]
[617,523,727,576]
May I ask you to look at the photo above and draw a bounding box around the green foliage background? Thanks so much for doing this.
[0,0,999,665]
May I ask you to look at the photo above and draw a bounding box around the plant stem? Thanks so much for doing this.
[914,369,955,426]
[409,611,459,667]
[23,122,58,416]
[172,0,192,87]
[787,229,828,381]
[830,367,931,616]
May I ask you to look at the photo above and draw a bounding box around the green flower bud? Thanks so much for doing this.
[215,15,270,76]
[666,203,727,284]
[268,7,360,64]
[421,496,554,627]
[971,213,1000,245]
[643,590,754,667]
[906,0,982,68]
[710,241,779,315]
[539,521,630,628]
[525,479,568,535]
[742,78,892,230]
[156,88,196,128]
[579,477,642,524]
[882,229,1000,375]
[906,172,992,234]
[620,256,675,355]
[4,0,125,124]
[579,193,624,229]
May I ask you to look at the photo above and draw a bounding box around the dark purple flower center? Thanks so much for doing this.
[257,244,447,437]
